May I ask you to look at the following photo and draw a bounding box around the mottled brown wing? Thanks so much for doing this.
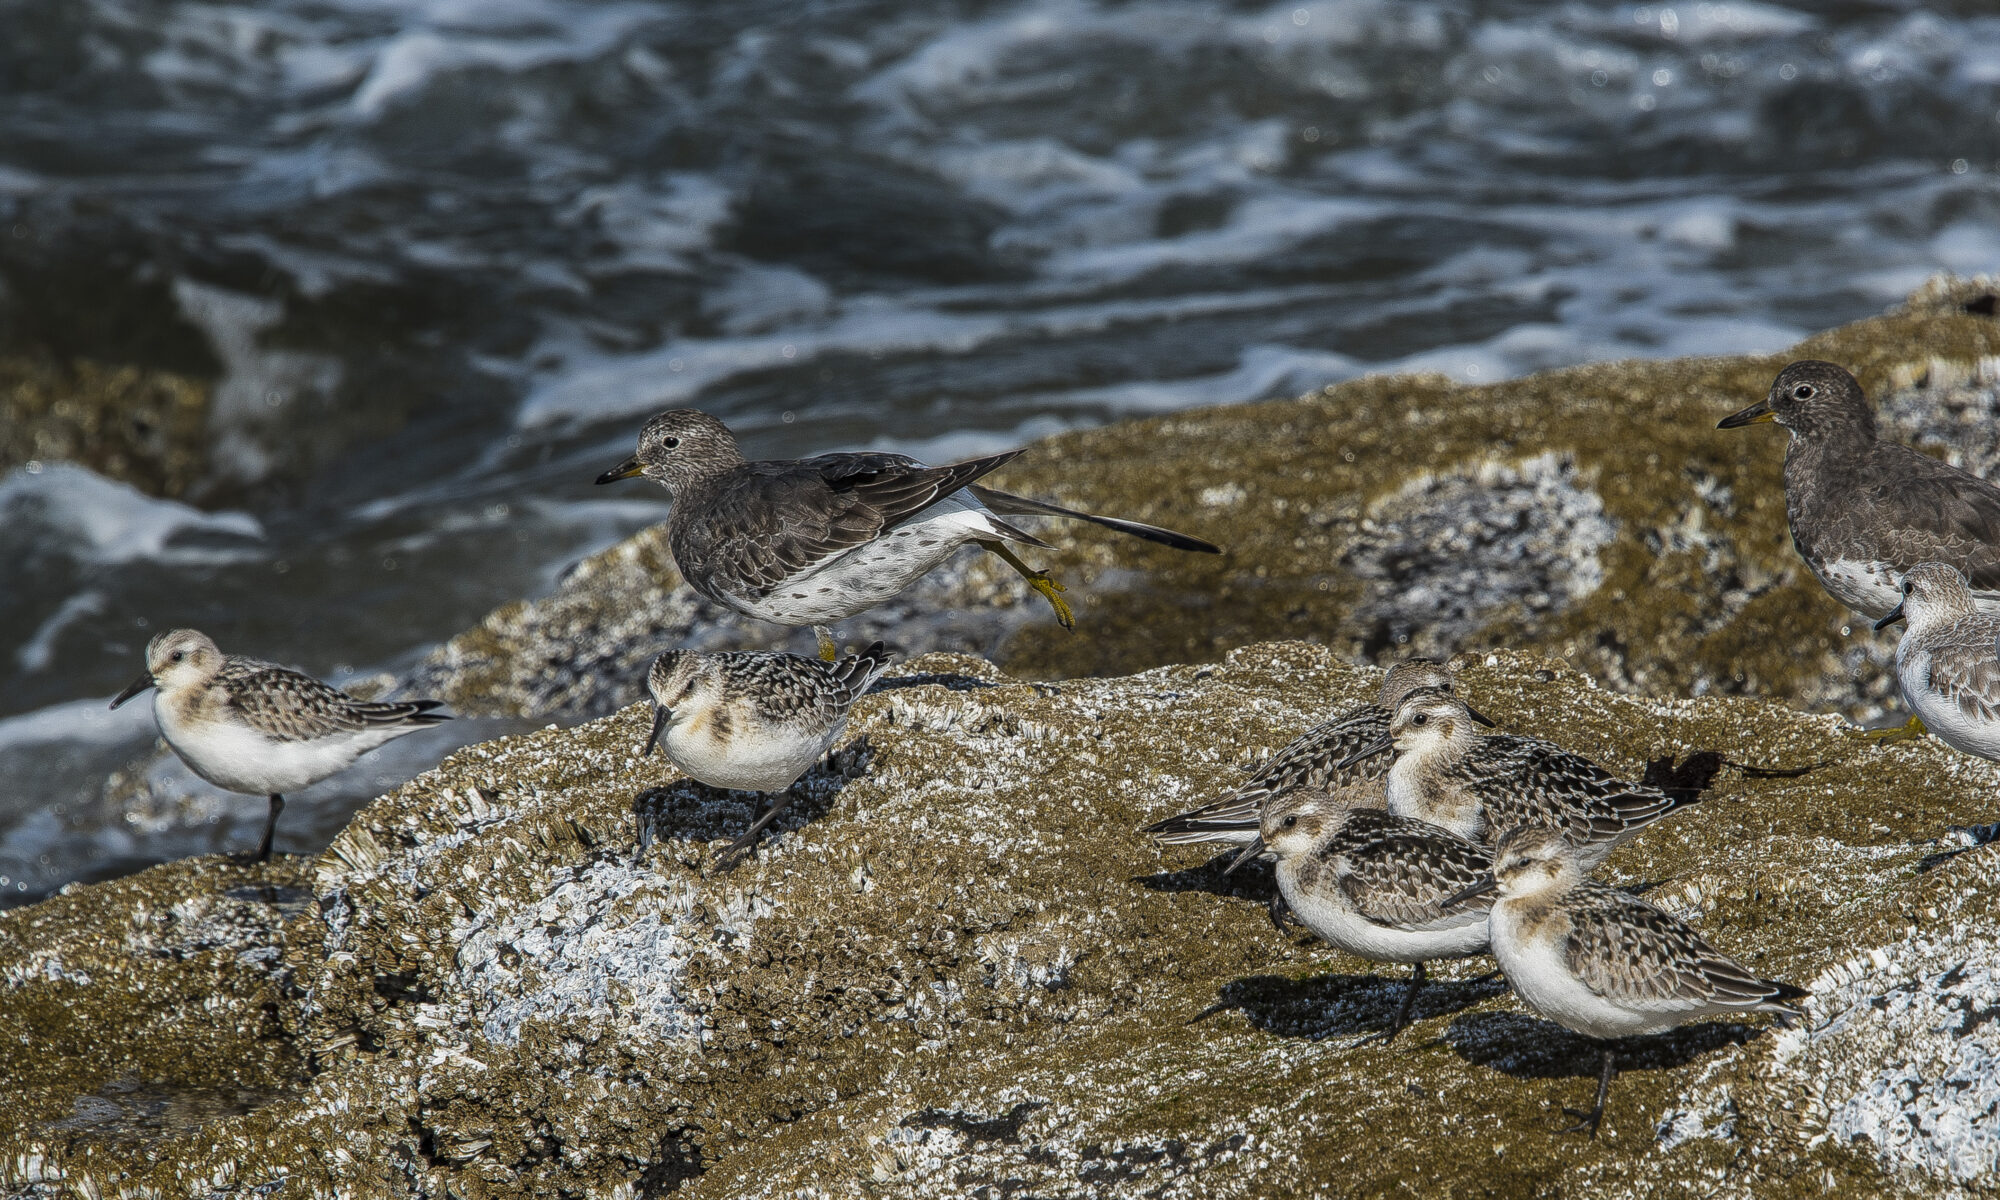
[221,660,441,742]
[1331,809,1494,927]
[678,450,1024,602]
[1564,883,1782,1007]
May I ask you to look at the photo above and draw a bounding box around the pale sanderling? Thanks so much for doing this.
[643,641,892,869]
[1448,826,1807,1137]
[1142,657,1491,848]
[1238,784,1496,1044]
[1874,561,2000,761]
[110,628,450,862]
[1342,689,1700,870]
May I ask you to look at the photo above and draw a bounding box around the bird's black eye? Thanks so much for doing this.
[1281,815,1298,830]
[663,436,680,449]
[1791,384,1814,401]
[169,651,184,663]
[1413,713,1429,726]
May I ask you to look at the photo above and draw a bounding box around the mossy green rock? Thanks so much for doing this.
[7,646,2000,1197]
[0,353,211,497]
[411,276,2000,728]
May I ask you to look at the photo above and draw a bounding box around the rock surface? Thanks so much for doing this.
[8,645,2000,1198]
[409,276,2000,729]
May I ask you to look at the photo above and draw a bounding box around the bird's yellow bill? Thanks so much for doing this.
[595,457,646,484]
[1716,401,1777,429]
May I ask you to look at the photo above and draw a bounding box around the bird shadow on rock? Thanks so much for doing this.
[1196,970,1507,1042]
[630,736,876,862]
[1132,851,1280,907]
[1442,1011,1763,1080]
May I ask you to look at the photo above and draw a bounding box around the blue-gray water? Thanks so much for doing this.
[3,0,1999,902]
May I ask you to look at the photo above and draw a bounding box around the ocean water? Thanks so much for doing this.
[3,0,1998,902]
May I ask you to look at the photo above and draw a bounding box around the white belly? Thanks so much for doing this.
[726,494,1017,625]
[156,697,401,796]
[1899,648,2000,762]
[662,711,845,792]
[1490,905,1674,1039]
[1279,862,1489,964]
[1811,556,1907,619]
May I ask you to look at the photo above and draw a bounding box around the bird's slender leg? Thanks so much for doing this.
[1864,714,1928,743]
[976,540,1073,630]
[1561,1046,1616,1138]
[714,790,795,872]
[1355,961,1426,1047]
[1267,891,1298,934]
[813,625,838,662]
[254,794,284,863]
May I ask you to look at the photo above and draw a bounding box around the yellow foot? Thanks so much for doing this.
[814,625,838,662]
[1865,715,1928,743]
[1028,572,1074,631]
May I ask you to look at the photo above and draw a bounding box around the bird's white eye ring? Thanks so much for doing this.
[1791,384,1813,400]
[664,436,680,449]
[1413,713,1429,726]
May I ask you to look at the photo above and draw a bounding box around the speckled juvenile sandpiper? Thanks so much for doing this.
[1719,360,2000,621]
[1142,658,1491,848]
[1342,689,1700,870]
[597,411,1222,658]
[1448,826,1807,1137]
[1875,562,2000,762]
[1242,784,1496,1045]
[110,629,451,862]
[643,642,892,869]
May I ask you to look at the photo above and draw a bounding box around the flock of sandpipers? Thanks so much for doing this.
[103,359,2000,1137]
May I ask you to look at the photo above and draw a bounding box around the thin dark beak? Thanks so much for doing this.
[1466,704,1496,728]
[1873,601,1907,632]
[1442,876,1497,909]
[1716,399,1777,430]
[641,704,671,756]
[596,456,645,485]
[1221,836,1266,875]
[109,674,155,710]
[1336,735,1394,771]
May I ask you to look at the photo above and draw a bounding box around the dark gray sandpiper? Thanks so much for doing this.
[1719,359,2000,620]
[597,410,1222,657]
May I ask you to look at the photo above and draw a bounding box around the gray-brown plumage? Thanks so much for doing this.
[595,410,1221,651]
[1142,658,1476,848]
[1345,689,1699,870]
[1719,359,2000,619]
[109,629,450,862]
[1245,785,1496,1043]
[1450,826,1807,1136]
[1875,561,2000,760]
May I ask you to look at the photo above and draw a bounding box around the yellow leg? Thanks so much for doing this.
[813,625,838,662]
[1864,715,1928,743]
[979,540,1074,630]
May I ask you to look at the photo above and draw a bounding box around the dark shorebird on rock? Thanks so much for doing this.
[596,410,1222,658]
[1719,360,2000,621]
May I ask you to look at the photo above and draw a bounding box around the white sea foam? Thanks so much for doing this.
[0,465,263,565]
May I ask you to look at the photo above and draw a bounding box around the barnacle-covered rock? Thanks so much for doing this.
[6,646,2000,1197]
[411,275,2000,726]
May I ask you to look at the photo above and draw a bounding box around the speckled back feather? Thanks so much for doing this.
[1563,880,1805,1011]
[217,658,449,743]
